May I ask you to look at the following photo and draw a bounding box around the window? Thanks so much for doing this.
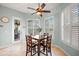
[27,19,40,35]
[44,17,54,35]
[61,6,71,45]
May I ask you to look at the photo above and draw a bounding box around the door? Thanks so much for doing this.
[27,19,40,35]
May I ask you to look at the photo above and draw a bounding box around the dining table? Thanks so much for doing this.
[32,35,47,56]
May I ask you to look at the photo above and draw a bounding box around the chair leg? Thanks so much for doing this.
[46,41,48,56]
[48,46,52,56]
[50,50,52,56]
[26,45,28,56]
[46,46,48,56]
[50,47,52,56]
[50,44,52,56]
[31,47,32,56]
[29,47,30,52]
[26,51,27,56]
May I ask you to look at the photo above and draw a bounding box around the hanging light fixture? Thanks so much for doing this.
[27,3,51,17]
[37,12,41,15]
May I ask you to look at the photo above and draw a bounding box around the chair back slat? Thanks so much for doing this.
[47,35,52,49]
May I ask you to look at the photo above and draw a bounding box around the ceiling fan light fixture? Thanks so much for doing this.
[37,12,41,15]
[27,3,51,17]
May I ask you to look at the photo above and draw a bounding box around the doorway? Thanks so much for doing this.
[14,20,20,41]
[12,17,21,43]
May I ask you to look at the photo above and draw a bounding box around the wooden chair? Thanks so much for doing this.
[39,33,48,56]
[47,35,52,56]
[26,35,37,56]
[40,34,52,56]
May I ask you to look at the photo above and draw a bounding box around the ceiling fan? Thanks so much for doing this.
[27,3,51,17]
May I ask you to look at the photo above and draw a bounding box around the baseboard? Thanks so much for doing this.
[0,44,12,49]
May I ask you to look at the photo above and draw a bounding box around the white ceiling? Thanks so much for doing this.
[0,3,59,14]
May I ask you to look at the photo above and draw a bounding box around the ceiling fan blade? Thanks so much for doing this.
[27,7,36,10]
[31,12,37,15]
[41,3,46,9]
[42,10,51,13]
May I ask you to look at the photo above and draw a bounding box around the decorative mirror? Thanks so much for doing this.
[1,16,9,23]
